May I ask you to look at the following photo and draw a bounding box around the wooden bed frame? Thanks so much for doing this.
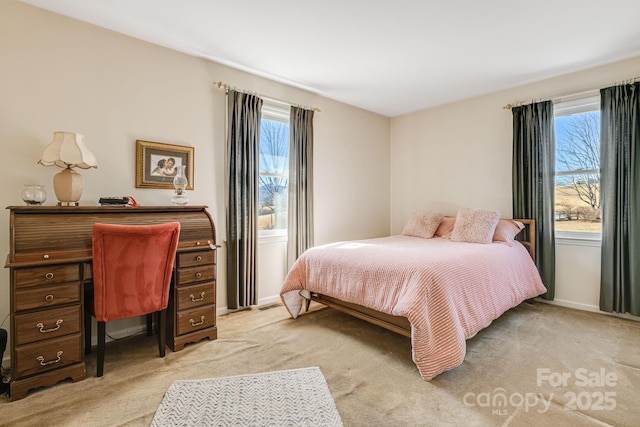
[305,219,537,338]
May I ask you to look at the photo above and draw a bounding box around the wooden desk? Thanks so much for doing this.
[5,206,218,401]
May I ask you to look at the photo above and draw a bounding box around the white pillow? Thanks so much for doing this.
[402,210,445,239]
[451,207,501,244]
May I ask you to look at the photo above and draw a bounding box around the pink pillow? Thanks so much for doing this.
[434,216,456,238]
[402,210,445,239]
[451,207,500,244]
[493,219,525,246]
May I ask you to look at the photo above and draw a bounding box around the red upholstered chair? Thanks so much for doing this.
[88,222,180,377]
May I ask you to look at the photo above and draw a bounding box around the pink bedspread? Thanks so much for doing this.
[280,236,546,380]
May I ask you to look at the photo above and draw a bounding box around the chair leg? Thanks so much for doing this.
[97,321,106,377]
[84,286,93,355]
[158,310,167,358]
[84,309,92,355]
[146,313,153,336]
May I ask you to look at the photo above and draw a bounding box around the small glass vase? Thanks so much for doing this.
[171,165,189,205]
[22,184,47,205]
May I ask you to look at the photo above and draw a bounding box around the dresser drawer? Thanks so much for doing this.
[15,282,81,311]
[176,306,216,335]
[14,264,80,288]
[14,333,83,378]
[176,265,215,286]
[15,305,82,346]
[176,282,216,311]
[177,250,215,268]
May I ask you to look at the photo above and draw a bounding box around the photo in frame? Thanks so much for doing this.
[136,140,194,189]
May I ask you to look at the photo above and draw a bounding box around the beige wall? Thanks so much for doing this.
[3,0,638,353]
[390,55,640,312]
[0,1,390,341]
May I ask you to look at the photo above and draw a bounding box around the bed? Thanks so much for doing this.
[280,211,547,380]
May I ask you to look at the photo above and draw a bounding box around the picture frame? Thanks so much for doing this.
[135,140,194,189]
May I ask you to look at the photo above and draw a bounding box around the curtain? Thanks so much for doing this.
[226,90,263,309]
[512,100,556,300]
[599,82,640,315]
[287,106,315,269]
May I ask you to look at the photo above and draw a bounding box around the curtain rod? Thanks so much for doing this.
[214,81,321,112]
[502,75,640,110]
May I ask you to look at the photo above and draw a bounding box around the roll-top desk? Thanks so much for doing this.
[5,205,218,401]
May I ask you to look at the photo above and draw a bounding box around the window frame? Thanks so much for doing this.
[553,93,602,242]
[258,101,290,239]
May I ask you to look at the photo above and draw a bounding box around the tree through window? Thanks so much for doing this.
[554,96,601,235]
[259,102,290,234]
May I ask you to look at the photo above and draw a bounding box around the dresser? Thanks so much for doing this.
[5,206,218,401]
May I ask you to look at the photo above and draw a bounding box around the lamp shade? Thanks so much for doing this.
[38,132,98,169]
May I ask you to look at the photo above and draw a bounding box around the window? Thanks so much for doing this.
[554,95,601,237]
[259,101,290,236]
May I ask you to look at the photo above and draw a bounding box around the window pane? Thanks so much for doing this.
[554,110,601,233]
[259,119,289,231]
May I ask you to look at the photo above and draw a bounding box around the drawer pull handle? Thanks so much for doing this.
[195,255,202,261]
[45,272,54,280]
[37,319,63,333]
[45,294,55,302]
[195,272,202,279]
[37,351,63,366]
[190,316,205,327]
[190,292,206,302]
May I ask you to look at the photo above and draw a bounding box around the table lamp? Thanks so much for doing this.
[38,131,98,206]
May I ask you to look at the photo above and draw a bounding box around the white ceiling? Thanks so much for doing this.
[20,0,640,117]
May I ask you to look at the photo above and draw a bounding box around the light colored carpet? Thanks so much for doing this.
[1,302,639,426]
[150,366,342,426]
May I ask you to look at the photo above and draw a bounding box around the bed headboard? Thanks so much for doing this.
[514,219,536,262]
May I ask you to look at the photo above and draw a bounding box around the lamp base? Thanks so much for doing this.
[53,168,84,204]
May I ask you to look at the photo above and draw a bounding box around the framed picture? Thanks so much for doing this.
[136,140,194,189]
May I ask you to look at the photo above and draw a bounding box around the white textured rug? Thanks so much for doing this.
[151,366,343,426]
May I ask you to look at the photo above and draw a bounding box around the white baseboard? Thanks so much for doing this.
[257,295,283,306]
[537,298,640,321]
[216,294,283,316]
[537,298,600,313]
[103,325,148,341]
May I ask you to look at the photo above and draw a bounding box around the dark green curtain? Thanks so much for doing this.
[226,90,263,309]
[599,82,640,315]
[512,100,556,300]
[287,106,315,269]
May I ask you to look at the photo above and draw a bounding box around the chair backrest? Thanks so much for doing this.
[92,222,181,322]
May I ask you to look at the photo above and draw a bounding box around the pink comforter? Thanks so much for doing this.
[280,236,546,380]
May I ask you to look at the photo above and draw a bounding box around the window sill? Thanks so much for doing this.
[258,233,288,244]
[556,232,601,247]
